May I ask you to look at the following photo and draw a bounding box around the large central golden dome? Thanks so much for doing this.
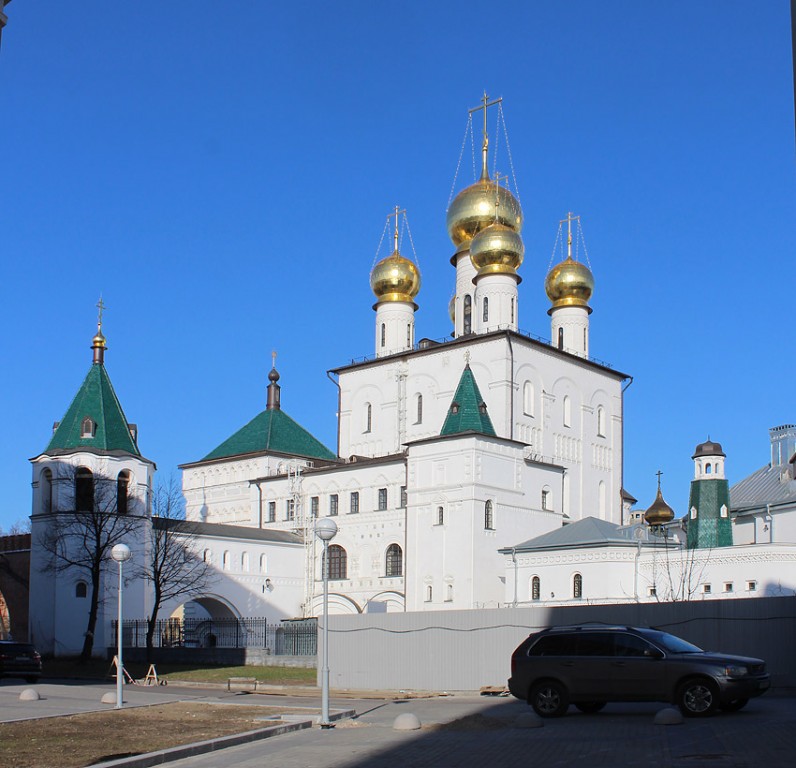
[545,257,594,310]
[370,250,421,304]
[446,174,523,248]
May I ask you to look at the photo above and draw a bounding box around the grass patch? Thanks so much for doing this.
[42,658,317,686]
[0,702,312,768]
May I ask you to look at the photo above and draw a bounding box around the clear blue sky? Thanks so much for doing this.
[2,1,794,531]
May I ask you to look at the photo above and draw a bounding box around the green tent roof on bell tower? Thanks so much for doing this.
[45,327,140,456]
[440,364,496,437]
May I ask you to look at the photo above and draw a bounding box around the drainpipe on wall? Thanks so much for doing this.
[511,547,518,608]
[506,332,515,440]
[255,481,263,529]
[326,371,342,459]
[620,376,634,526]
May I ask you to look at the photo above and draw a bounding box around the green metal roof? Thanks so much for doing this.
[440,364,496,437]
[46,363,140,455]
[203,408,336,462]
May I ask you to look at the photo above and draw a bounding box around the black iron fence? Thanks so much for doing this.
[115,617,317,656]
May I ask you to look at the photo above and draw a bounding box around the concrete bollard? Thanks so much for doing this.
[654,707,683,725]
[100,692,118,705]
[393,713,422,731]
[19,688,40,702]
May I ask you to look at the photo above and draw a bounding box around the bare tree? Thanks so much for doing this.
[37,467,144,661]
[137,477,214,662]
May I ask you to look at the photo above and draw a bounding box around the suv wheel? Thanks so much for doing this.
[530,680,569,718]
[677,678,719,717]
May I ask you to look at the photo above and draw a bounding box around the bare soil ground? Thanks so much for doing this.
[0,701,311,768]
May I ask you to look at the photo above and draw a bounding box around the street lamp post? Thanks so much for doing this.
[314,517,337,728]
[111,543,132,709]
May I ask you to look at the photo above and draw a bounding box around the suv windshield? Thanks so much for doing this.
[642,629,703,654]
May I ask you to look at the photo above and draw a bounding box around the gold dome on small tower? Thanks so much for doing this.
[370,207,421,304]
[545,213,594,311]
[470,221,524,278]
[644,473,675,528]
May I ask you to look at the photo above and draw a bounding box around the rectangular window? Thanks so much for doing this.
[400,486,407,508]
[378,488,387,511]
[702,583,711,595]
[350,491,359,514]
[747,580,757,592]
[286,499,295,521]
[329,494,338,516]
[310,496,319,518]
[541,490,549,511]
[267,501,276,523]
[647,586,657,597]
[724,582,733,593]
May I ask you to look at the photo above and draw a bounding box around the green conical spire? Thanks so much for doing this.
[440,364,496,437]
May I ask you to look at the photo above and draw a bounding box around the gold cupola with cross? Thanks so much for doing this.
[545,213,594,311]
[446,93,523,252]
[370,206,421,305]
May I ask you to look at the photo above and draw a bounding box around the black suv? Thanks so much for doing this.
[508,624,769,717]
[0,641,42,683]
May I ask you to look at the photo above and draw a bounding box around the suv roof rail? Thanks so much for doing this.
[544,623,635,633]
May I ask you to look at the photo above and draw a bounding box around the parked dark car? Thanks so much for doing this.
[508,624,770,718]
[0,641,42,683]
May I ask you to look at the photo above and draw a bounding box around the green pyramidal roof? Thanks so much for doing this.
[203,408,336,462]
[46,364,140,455]
[440,364,496,437]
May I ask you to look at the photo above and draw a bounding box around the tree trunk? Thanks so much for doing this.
[80,565,102,662]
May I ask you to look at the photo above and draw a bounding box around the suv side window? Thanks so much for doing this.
[614,633,656,657]
[575,632,614,656]
[529,633,579,656]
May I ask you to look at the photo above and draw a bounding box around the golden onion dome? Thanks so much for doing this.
[644,487,675,527]
[469,222,524,278]
[370,250,421,304]
[446,177,523,248]
[92,330,107,349]
[545,257,594,310]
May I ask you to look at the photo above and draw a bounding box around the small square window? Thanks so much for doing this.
[747,580,757,592]
[724,582,733,593]
[647,586,657,597]
[702,583,712,595]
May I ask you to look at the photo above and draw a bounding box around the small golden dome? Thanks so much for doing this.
[470,222,524,278]
[92,331,107,348]
[370,250,421,303]
[644,487,675,527]
[446,178,522,247]
[545,257,594,309]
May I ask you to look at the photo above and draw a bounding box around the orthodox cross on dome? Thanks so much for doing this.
[271,349,277,369]
[560,212,581,260]
[391,205,406,253]
[96,295,106,332]
[655,469,663,490]
[469,91,502,178]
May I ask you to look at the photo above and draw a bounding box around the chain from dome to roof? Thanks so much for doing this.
[545,212,594,312]
[370,206,421,306]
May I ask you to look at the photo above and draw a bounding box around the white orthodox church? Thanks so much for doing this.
[27,98,794,657]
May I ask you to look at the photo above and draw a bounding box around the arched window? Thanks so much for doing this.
[436,506,444,525]
[81,417,96,438]
[482,297,489,323]
[41,468,52,513]
[523,381,534,416]
[597,406,605,437]
[558,327,564,349]
[324,544,347,580]
[511,297,515,324]
[425,585,433,602]
[541,488,550,510]
[203,549,212,563]
[75,581,87,599]
[706,463,713,474]
[364,403,372,433]
[484,500,494,530]
[531,576,540,601]
[260,554,268,573]
[117,470,132,515]
[563,395,571,427]
[446,584,454,602]
[385,544,403,577]
[75,467,94,512]
[380,323,386,347]
[406,323,411,347]
[223,551,231,571]
[416,394,423,424]
[573,573,583,599]
[241,552,249,572]
[463,294,472,334]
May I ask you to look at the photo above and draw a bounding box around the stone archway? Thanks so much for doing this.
[169,594,244,649]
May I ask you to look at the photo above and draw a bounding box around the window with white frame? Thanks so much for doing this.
[329,494,339,516]
[378,488,387,510]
